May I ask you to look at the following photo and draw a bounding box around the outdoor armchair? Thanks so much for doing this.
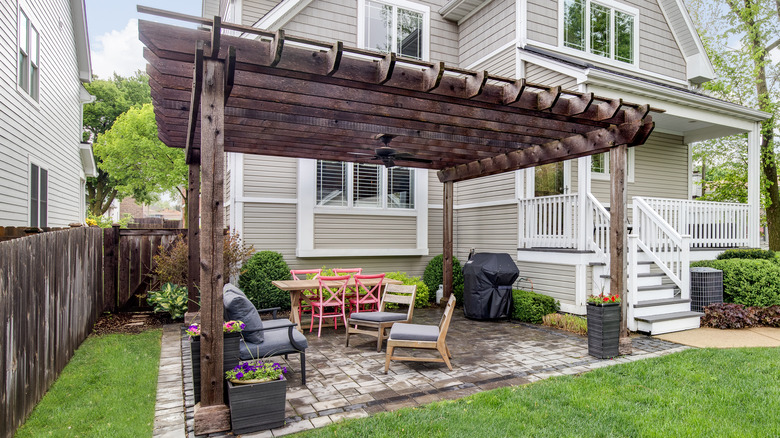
[346,284,417,352]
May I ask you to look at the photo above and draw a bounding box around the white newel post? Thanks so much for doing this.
[577,156,591,251]
[748,122,761,248]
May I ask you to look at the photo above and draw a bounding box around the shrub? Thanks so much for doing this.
[543,313,588,335]
[147,283,188,319]
[716,248,775,261]
[701,303,780,329]
[383,271,429,308]
[512,289,559,324]
[423,255,465,304]
[239,251,291,310]
[691,259,780,307]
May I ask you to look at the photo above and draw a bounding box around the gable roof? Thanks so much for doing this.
[70,0,92,82]
[249,0,315,32]
[655,0,714,83]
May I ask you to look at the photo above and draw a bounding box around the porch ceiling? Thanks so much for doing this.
[138,13,657,183]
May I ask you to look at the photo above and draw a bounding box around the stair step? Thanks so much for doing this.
[634,311,703,323]
[634,298,691,309]
[589,261,653,267]
[599,272,664,279]
[637,284,679,292]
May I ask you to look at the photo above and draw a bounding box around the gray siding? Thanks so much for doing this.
[526,0,557,46]
[456,172,515,205]
[203,0,220,18]
[0,0,87,226]
[313,214,417,249]
[591,132,689,206]
[657,0,698,56]
[243,155,298,198]
[242,0,280,25]
[454,204,518,259]
[458,0,515,68]
[524,62,577,89]
[428,170,443,205]
[244,202,298,258]
[470,45,515,76]
[515,261,576,305]
[624,0,686,81]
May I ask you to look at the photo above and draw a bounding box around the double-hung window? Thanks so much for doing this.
[360,0,429,61]
[316,161,415,209]
[18,7,39,100]
[30,163,48,227]
[562,0,636,65]
[590,150,634,181]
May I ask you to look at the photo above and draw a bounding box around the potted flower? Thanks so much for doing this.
[187,320,245,404]
[226,361,288,433]
[586,294,621,359]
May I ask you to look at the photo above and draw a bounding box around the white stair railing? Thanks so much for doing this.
[633,197,691,300]
[587,193,610,260]
[642,197,749,248]
[519,194,579,248]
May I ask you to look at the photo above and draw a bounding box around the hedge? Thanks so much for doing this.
[690,259,780,307]
[512,289,560,324]
[383,271,429,308]
[716,248,775,261]
[238,251,291,310]
[423,254,465,304]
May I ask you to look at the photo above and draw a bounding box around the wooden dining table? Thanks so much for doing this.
[272,277,403,332]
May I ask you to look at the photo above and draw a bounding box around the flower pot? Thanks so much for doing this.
[190,332,242,404]
[227,376,287,433]
[586,302,620,359]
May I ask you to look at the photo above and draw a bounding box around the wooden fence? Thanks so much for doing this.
[0,226,70,242]
[127,217,183,229]
[0,227,104,438]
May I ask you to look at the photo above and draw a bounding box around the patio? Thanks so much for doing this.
[153,308,687,437]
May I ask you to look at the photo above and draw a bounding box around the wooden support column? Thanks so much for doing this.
[443,181,454,304]
[193,57,230,434]
[187,163,201,315]
[609,144,631,355]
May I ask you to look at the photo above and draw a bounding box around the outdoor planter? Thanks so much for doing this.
[227,377,287,433]
[586,302,620,359]
[190,332,241,404]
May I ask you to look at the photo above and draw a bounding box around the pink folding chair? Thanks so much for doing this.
[291,269,322,320]
[349,273,385,315]
[310,275,350,337]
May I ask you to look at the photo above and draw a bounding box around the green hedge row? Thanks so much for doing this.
[691,259,780,307]
[512,289,560,324]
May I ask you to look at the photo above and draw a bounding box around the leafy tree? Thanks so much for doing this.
[93,104,187,212]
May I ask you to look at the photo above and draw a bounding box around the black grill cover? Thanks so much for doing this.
[462,253,519,320]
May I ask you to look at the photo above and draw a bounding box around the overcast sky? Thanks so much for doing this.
[84,1,201,79]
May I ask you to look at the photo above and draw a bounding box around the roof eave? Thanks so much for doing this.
[70,0,92,82]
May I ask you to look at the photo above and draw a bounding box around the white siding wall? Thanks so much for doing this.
[0,0,86,226]
[458,0,515,67]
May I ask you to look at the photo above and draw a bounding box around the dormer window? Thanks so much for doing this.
[358,0,430,61]
[562,0,636,64]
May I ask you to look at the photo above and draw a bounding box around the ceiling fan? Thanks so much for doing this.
[349,134,433,168]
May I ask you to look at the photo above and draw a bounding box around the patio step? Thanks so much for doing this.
[633,298,692,318]
[635,311,703,335]
[636,284,678,301]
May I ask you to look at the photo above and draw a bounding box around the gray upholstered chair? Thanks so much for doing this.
[223,283,309,384]
[345,284,417,352]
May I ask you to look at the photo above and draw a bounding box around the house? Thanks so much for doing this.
[0,0,95,228]
[201,0,766,334]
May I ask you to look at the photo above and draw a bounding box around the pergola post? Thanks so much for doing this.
[193,57,230,434]
[609,144,632,355]
[443,180,454,303]
[187,162,200,315]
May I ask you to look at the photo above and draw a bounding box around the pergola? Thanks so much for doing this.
[139,7,656,434]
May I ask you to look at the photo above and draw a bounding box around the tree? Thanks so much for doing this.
[685,0,780,248]
[93,104,188,215]
[83,72,151,215]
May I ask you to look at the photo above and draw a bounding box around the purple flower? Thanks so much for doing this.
[236,372,244,379]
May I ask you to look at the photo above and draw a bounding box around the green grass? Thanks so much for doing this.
[298,348,780,437]
[16,329,162,438]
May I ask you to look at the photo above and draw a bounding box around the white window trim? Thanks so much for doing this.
[557,0,640,69]
[590,148,635,182]
[297,158,429,257]
[357,0,431,62]
[16,1,40,105]
[28,156,48,227]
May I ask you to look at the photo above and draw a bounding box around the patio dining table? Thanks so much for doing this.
[272,277,403,332]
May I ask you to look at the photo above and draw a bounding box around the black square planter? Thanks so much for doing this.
[191,332,241,404]
[586,303,621,359]
[227,377,287,433]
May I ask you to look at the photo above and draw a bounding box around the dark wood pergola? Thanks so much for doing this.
[139,7,655,434]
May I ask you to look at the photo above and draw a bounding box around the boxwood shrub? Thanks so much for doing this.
[238,251,290,310]
[423,254,465,304]
[716,248,775,261]
[512,289,560,324]
[690,259,780,307]
[383,271,429,308]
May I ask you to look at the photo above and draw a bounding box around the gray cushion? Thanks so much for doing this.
[239,327,308,360]
[389,323,439,342]
[349,311,407,323]
[223,283,264,344]
[263,318,293,330]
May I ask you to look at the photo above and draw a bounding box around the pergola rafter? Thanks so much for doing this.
[138,6,658,434]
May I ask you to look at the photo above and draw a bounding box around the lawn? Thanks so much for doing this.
[15,329,162,438]
[298,348,780,437]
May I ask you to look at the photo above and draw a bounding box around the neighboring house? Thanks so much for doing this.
[203,0,766,334]
[0,0,95,228]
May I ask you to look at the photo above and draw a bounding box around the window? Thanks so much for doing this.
[590,150,634,181]
[361,0,428,60]
[30,163,48,227]
[18,8,39,100]
[316,160,415,209]
[563,0,635,64]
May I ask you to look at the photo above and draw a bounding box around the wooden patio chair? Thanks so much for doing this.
[345,284,417,352]
[384,295,456,373]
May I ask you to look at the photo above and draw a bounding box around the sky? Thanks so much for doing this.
[84,1,201,79]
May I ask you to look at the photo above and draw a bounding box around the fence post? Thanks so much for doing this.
[103,224,120,312]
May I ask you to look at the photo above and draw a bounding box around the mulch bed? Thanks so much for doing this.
[91,312,173,336]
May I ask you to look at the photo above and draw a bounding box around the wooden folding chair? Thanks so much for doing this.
[384,295,456,372]
[346,284,416,352]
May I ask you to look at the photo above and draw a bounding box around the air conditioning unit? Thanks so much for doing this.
[690,267,723,312]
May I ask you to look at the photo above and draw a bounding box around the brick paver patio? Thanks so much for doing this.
[153,307,688,437]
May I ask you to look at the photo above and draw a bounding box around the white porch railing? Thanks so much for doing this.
[587,193,610,259]
[519,194,579,248]
[640,197,749,248]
